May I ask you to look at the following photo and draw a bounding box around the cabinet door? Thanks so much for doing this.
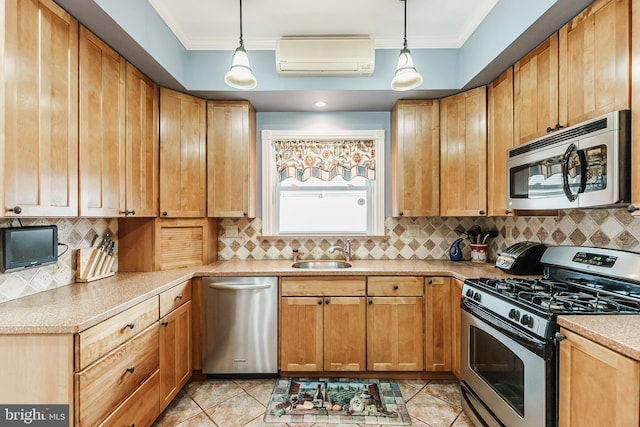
[390,100,440,217]
[367,296,424,371]
[207,101,256,218]
[424,277,451,372]
[2,0,79,217]
[559,328,640,427]
[159,300,192,411]
[280,297,323,371]
[125,63,158,217]
[513,33,559,145]
[487,67,515,217]
[159,88,206,217]
[631,0,640,211]
[323,297,366,371]
[451,279,463,379]
[559,0,630,127]
[440,86,487,217]
[79,26,126,217]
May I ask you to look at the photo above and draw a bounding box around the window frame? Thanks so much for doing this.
[261,129,385,237]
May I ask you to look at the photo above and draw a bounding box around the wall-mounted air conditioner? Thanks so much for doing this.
[275,36,375,76]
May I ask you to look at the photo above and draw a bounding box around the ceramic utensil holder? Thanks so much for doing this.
[471,244,488,263]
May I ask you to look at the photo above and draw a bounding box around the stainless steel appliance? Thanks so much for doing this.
[202,276,278,376]
[507,110,630,210]
[461,246,640,427]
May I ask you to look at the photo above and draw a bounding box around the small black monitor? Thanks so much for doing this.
[0,225,58,273]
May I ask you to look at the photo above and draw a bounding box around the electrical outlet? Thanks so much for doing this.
[225,225,239,238]
[406,224,420,237]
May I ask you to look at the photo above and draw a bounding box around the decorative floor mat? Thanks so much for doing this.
[264,378,411,425]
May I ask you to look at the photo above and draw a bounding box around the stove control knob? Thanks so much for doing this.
[473,292,481,302]
[509,308,520,321]
[520,314,533,328]
[465,289,474,298]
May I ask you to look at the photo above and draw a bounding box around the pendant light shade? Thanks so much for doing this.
[224,0,257,90]
[391,0,422,91]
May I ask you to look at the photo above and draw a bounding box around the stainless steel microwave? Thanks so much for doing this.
[507,110,631,210]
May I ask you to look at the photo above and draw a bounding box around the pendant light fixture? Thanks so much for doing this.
[224,0,257,89]
[391,0,423,91]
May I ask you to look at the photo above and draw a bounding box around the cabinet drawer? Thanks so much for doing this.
[160,279,192,317]
[77,297,159,370]
[99,369,160,427]
[368,276,424,296]
[76,324,159,427]
[281,276,366,296]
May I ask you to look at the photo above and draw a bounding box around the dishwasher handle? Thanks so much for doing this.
[207,282,272,290]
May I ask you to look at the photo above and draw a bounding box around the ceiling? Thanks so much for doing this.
[147,0,499,50]
[54,0,594,112]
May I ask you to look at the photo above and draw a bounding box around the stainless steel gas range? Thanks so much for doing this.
[460,245,640,427]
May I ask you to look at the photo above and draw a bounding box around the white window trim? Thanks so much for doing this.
[261,129,385,237]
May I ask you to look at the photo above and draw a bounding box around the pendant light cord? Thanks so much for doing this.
[402,0,408,50]
[239,0,244,46]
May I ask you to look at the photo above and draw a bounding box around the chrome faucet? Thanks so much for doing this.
[328,239,351,262]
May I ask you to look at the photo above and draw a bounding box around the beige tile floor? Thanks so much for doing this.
[153,378,474,427]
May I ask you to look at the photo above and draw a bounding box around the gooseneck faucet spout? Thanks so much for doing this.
[328,239,352,262]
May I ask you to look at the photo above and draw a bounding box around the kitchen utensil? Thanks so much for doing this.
[467,225,481,243]
[449,238,464,261]
[481,229,499,244]
[85,233,109,279]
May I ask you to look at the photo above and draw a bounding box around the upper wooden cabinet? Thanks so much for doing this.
[390,100,440,217]
[515,0,630,145]
[79,26,126,217]
[558,0,630,127]
[513,33,559,145]
[440,86,487,217]
[125,63,159,217]
[1,0,79,217]
[487,67,515,217]
[207,101,256,218]
[631,0,640,212]
[159,88,207,217]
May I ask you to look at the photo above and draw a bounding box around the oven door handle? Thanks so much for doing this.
[462,299,553,360]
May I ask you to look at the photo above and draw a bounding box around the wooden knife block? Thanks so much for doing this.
[76,247,115,282]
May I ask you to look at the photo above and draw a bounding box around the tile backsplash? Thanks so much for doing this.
[0,218,118,303]
[218,208,640,261]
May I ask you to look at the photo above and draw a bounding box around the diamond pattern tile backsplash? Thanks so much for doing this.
[218,208,640,261]
[0,218,118,303]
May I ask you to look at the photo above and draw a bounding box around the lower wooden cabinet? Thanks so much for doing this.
[425,277,452,372]
[367,276,424,372]
[559,327,640,427]
[279,277,367,372]
[451,279,463,379]
[98,369,160,427]
[159,300,192,411]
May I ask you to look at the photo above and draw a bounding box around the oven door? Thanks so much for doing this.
[461,301,556,427]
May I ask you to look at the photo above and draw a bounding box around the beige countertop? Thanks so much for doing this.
[557,315,640,361]
[0,259,504,334]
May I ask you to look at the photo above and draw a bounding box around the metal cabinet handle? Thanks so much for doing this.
[7,206,22,214]
[317,300,322,305]
[505,209,512,215]
[393,285,399,290]
[162,211,168,216]
[125,322,135,330]
[162,320,169,327]
[427,279,433,285]
[368,299,373,305]
[325,298,330,304]
[175,294,183,300]
[125,366,135,374]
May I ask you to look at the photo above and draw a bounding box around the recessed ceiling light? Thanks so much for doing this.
[314,100,328,107]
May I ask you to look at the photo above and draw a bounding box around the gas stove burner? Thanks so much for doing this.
[540,299,566,311]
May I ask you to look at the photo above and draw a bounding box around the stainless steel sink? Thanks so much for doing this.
[291,260,352,269]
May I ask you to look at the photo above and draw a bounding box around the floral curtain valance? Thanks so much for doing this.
[274,140,376,182]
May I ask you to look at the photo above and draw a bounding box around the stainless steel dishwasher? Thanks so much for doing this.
[202,276,278,376]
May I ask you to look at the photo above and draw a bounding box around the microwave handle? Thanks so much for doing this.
[561,143,586,202]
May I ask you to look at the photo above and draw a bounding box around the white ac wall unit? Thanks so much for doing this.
[275,36,375,76]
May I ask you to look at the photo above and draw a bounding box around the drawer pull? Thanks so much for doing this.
[125,322,135,330]
[125,366,135,374]
[175,294,183,300]
[393,285,399,290]
[427,279,433,285]
[162,320,169,327]
[128,424,135,427]
[317,300,322,305]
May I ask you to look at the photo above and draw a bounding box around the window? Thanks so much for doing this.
[262,130,385,236]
